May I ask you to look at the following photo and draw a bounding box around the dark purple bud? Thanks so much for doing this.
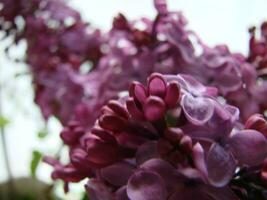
[164,127,183,144]
[126,98,145,120]
[107,100,129,119]
[144,96,166,121]
[99,114,126,132]
[129,82,148,105]
[91,127,117,144]
[245,114,267,136]
[148,73,167,98]
[164,82,180,108]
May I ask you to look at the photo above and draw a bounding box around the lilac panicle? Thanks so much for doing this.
[46,73,267,199]
[2,0,267,199]
[2,0,267,127]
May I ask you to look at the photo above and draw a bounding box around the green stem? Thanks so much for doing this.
[0,82,16,199]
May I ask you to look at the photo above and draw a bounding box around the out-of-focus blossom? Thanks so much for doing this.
[248,22,267,76]
[2,0,267,125]
[0,0,103,125]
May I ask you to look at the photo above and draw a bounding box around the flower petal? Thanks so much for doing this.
[192,143,208,180]
[100,162,135,186]
[206,143,236,187]
[115,186,130,200]
[228,130,267,165]
[141,158,180,193]
[164,81,180,108]
[126,97,145,120]
[127,170,167,200]
[99,114,126,132]
[245,114,267,136]
[136,141,159,165]
[154,0,167,15]
[181,94,214,125]
[148,73,166,97]
[144,96,166,121]
[86,179,113,200]
[129,82,148,105]
[107,100,129,119]
[169,187,211,200]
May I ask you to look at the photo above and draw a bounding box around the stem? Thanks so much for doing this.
[0,82,16,199]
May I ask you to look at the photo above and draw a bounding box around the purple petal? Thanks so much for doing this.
[86,179,113,200]
[224,105,240,123]
[99,114,126,132]
[179,135,193,154]
[127,170,167,200]
[100,162,135,187]
[129,82,148,105]
[107,100,129,119]
[91,127,117,144]
[126,98,145,120]
[154,0,168,15]
[164,127,183,144]
[215,66,242,94]
[181,94,214,125]
[136,141,159,165]
[169,187,211,200]
[148,73,166,97]
[192,143,208,180]
[201,185,239,200]
[116,132,148,149]
[85,137,120,167]
[144,96,166,121]
[141,158,180,192]
[245,114,267,136]
[179,74,217,97]
[228,130,267,165]
[164,81,180,108]
[206,144,236,187]
[115,186,130,200]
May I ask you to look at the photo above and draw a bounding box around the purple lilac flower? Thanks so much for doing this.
[0,0,103,124]
[2,0,267,126]
[46,73,267,199]
[2,0,267,198]
[248,21,267,76]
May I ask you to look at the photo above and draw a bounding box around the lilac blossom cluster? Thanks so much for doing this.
[2,0,267,199]
[45,73,267,199]
[0,0,103,124]
[1,0,267,126]
[248,21,267,76]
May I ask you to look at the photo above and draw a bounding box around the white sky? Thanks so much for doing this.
[0,0,267,197]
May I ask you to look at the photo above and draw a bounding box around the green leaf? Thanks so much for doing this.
[37,129,48,139]
[14,71,30,78]
[30,150,42,178]
[0,115,10,128]
[81,193,89,200]
[165,112,177,127]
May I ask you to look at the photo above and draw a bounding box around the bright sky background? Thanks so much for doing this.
[0,0,267,197]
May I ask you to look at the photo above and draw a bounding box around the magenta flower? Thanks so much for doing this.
[46,73,267,199]
[248,21,267,75]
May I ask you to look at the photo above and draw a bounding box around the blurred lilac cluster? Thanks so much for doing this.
[2,0,267,199]
[0,0,103,124]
